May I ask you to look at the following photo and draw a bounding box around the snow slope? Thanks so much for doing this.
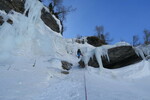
[1,58,150,100]
[1,37,150,100]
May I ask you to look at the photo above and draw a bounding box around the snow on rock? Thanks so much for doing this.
[52,15,62,33]
[114,41,131,46]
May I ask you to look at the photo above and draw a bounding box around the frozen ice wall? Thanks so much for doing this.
[0,0,66,64]
[134,44,150,59]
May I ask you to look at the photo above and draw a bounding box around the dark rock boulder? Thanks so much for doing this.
[0,0,25,13]
[7,19,13,24]
[61,70,69,74]
[87,36,106,47]
[0,17,13,25]
[0,0,24,25]
[41,8,61,33]
[103,46,142,69]
[0,16,4,25]
[0,0,61,33]
[78,60,85,68]
[79,46,143,69]
[61,61,73,70]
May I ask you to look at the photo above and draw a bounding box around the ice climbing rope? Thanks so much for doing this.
[84,69,88,100]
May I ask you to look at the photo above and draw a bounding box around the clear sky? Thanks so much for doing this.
[62,0,150,44]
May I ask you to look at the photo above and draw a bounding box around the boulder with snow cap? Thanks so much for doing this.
[79,46,143,69]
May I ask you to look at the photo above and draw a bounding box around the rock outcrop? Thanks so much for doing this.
[0,0,25,13]
[87,36,106,47]
[41,8,61,33]
[61,70,69,74]
[61,61,72,70]
[79,46,143,69]
[0,0,61,33]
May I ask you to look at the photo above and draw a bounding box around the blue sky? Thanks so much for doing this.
[43,0,150,44]
[62,0,150,44]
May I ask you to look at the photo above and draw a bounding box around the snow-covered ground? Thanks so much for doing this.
[0,0,150,100]
[0,57,150,100]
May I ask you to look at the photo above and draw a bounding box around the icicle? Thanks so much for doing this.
[134,47,145,59]
[134,45,150,60]
[94,46,110,69]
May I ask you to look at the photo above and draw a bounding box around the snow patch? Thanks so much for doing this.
[114,41,130,46]
[48,58,62,70]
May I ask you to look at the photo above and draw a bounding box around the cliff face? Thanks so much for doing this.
[0,0,61,33]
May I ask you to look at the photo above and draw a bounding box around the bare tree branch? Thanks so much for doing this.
[133,35,140,46]
[95,25,112,44]
[143,29,150,45]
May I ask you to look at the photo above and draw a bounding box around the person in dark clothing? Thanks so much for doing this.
[77,49,82,58]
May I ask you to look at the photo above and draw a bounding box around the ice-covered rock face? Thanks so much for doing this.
[0,0,61,33]
[0,0,66,64]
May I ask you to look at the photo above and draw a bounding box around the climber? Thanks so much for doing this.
[77,49,82,58]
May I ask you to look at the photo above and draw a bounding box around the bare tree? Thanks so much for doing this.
[51,0,63,8]
[132,35,140,46]
[95,25,104,39]
[49,0,76,22]
[95,25,112,44]
[143,29,150,45]
[55,5,76,22]
[47,0,75,34]
[76,34,82,39]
